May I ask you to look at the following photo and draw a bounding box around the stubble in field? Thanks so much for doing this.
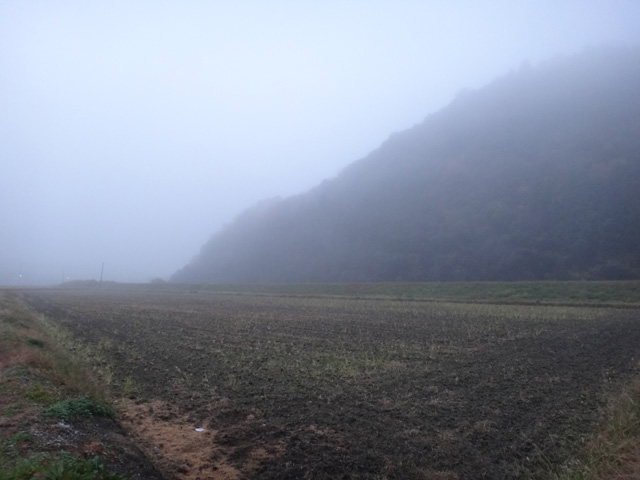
[21,289,640,479]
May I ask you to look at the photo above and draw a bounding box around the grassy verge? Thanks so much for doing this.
[0,291,124,479]
[554,379,640,480]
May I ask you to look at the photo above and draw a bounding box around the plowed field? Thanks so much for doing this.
[20,288,640,479]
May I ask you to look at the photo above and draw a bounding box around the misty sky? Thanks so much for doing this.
[2,1,640,285]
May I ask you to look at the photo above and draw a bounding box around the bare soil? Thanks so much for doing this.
[20,288,640,479]
[119,398,283,480]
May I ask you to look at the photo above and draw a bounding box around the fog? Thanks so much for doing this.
[2,1,640,285]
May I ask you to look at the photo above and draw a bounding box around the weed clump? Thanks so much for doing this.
[44,397,114,421]
[23,388,56,405]
[26,338,45,348]
[0,433,32,460]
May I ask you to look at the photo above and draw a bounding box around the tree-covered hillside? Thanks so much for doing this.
[173,47,640,283]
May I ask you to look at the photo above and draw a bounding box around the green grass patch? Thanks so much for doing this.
[1,405,22,416]
[0,451,126,480]
[8,433,31,446]
[23,388,56,405]
[0,433,32,459]
[44,397,114,421]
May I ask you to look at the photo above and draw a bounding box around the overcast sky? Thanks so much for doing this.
[2,1,640,285]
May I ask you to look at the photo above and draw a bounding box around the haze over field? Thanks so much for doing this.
[173,47,640,283]
[2,2,640,285]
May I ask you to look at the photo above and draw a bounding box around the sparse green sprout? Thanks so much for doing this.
[122,377,136,399]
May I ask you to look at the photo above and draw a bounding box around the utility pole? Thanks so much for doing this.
[100,262,104,286]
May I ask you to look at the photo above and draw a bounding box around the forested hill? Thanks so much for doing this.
[172,47,640,283]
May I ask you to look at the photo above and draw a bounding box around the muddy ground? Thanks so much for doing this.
[21,288,640,479]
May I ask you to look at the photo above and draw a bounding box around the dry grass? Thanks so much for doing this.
[0,304,111,404]
[0,291,114,469]
[555,378,640,479]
